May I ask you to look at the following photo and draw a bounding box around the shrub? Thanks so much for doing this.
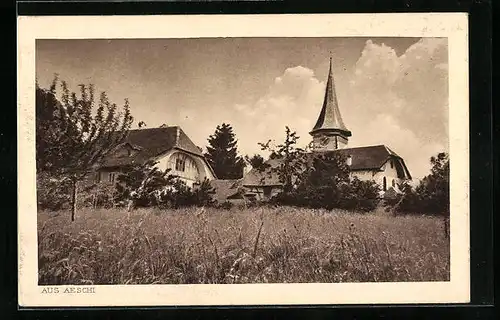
[218,201,234,210]
[384,152,449,216]
[113,161,216,209]
[271,152,380,212]
[36,173,71,211]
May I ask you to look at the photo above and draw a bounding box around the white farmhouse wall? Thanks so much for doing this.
[155,149,216,188]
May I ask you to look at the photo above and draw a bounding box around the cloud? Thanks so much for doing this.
[181,38,449,180]
[354,114,446,179]
[229,66,325,156]
[344,38,449,179]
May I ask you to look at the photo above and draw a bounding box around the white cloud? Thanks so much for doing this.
[188,38,449,180]
[226,66,325,157]
[342,38,449,179]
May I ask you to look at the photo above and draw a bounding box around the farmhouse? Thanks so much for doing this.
[95,126,217,188]
[240,57,412,201]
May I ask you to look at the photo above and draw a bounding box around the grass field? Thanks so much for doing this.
[38,206,450,285]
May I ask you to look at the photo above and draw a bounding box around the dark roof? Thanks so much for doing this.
[334,145,400,171]
[210,179,243,201]
[240,158,284,187]
[241,144,412,186]
[310,57,351,137]
[100,126,206,168]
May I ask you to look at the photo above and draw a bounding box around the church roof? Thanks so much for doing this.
[241,145,412,186]
[99,126,208,169]
[310,57,351,137]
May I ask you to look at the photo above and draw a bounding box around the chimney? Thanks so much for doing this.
[346,155,352,166]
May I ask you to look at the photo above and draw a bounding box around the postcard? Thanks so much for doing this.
[18,13,470,307]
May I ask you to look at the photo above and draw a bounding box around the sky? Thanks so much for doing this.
[36,37,448,181]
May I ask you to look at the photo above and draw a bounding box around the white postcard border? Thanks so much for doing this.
[18,13,470,307]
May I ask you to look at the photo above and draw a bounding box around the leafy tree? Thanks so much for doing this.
[260,127,380,212]
[114,160,216,209]
[205,123,245,179]
[36,76,133,221]
[385,152,449,217]
[259,126,308,193]
[418,152,450,215]
[244,154,266,171]
[114,160,176,208]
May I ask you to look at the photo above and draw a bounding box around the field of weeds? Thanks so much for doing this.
[38,206,450,285]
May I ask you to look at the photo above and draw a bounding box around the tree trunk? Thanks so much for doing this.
[70,179,78,222]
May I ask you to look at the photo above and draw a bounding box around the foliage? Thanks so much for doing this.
[78,182,118,209]
[36,76,133,220]
[36,172,72,211]
[259,126,308,193]
[260,127,380,212]
[113,160,216,209]
[271,152,380,212]
[38,207,450,285]
[204,123,246,179]
[385,152,449,216]
[244,154,266,171]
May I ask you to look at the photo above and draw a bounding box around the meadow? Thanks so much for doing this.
[38,206,450,285]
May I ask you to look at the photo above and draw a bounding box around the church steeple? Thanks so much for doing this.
[310,57,351,151]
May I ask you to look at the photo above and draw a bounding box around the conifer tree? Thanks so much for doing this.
[204,123,245,179]
[36,75,133,221]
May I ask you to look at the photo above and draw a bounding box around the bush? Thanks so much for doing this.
[271,153,380,212]
[217,201,234,210]
[384,152,449,216]
[113,161,216,209]
[36,173,71,211]
[78,182,118,209]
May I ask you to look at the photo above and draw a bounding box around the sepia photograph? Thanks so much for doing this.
[18,13,470,306]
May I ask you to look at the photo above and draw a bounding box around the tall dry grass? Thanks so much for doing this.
[38,206,449,285]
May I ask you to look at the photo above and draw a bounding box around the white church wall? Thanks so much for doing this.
[350,158,404,192]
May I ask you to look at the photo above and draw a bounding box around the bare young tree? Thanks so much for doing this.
[36,75,133,221]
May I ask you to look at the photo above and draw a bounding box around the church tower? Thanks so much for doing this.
[310,57,352,151]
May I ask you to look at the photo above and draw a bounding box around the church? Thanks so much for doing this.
[239,57,412,201]
[95,57,412,204]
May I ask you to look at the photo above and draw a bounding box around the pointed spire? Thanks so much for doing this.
[310,56,351,137]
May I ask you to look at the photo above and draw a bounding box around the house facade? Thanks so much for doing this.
[95,126,217,188]
[240,57,412,201]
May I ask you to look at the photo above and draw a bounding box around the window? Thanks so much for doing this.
[109,172,116,183]
[390,159,394,169]
[392,179,395,188]
[383,177,387,191]
[263,186,272,198]
[175,158,185,171]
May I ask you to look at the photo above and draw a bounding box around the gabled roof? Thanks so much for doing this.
[209,179,243,201]
[241,145,412,186]
[240,158,284,187]
[310,57,351,137]
[100,126,207,168]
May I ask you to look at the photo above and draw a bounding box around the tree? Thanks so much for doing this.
[259,126,308,194]
[417,152,450,215]
[36,76,133,221]
[204,123,245,179]
[384,152,449,217]
[260,127,380,212]
[244,154,266,171]
[114,160,176,208]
